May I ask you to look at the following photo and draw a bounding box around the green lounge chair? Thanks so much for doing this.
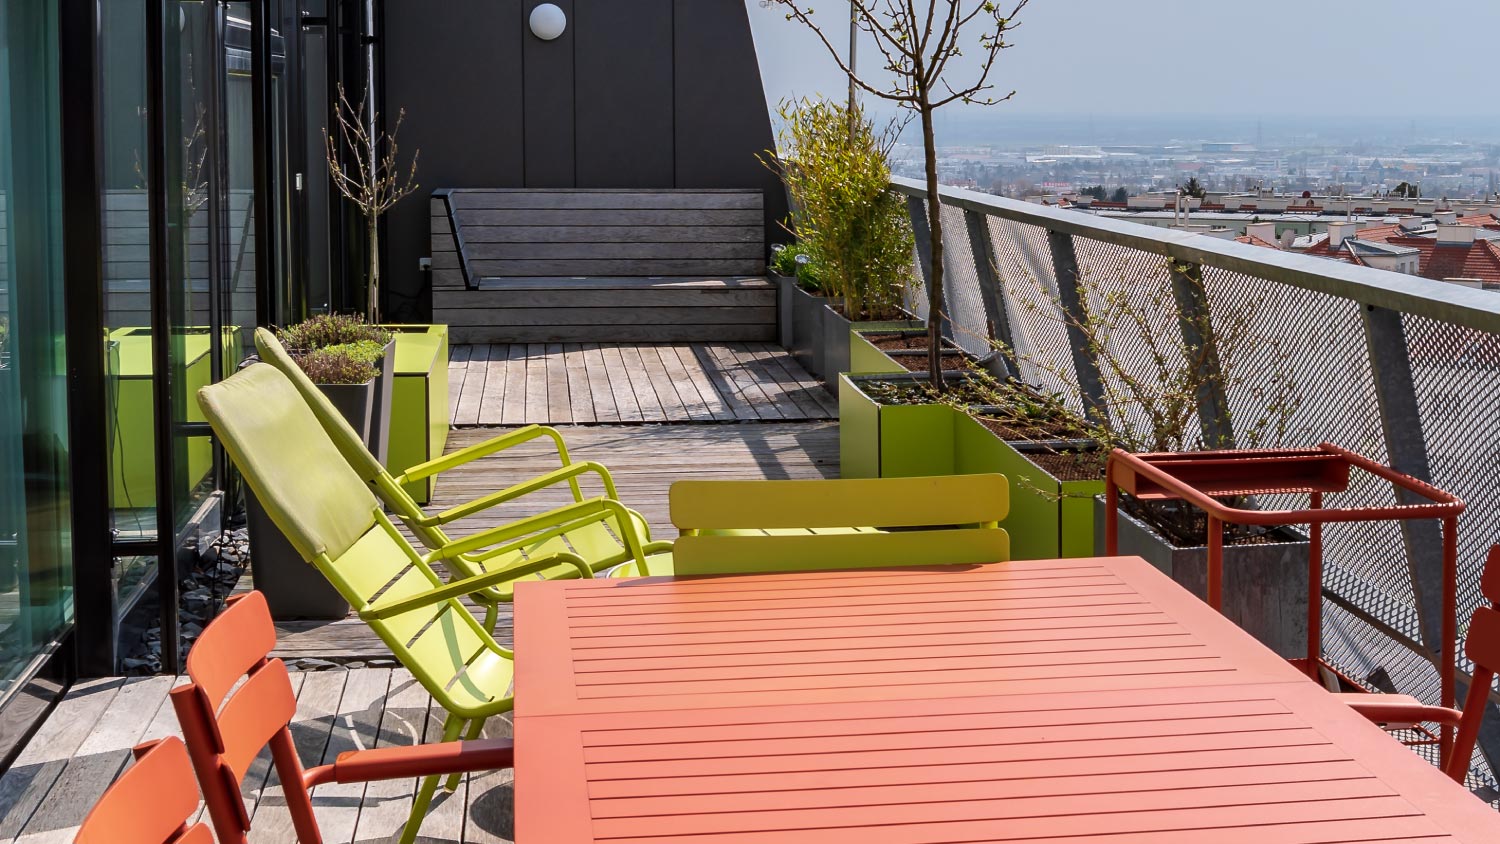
[198,362,655,844]
[254,328,671,626]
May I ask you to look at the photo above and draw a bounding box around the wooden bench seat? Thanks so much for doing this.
[431,189,773,343]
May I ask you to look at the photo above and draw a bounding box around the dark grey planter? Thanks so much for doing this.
[1094,497,1309,658]
[788,282,830,378]
[247,375,375,620]
[773,272,795,348]
[368,340,396,466]
[821,305,924,384]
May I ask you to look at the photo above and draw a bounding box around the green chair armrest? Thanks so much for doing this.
[395,424,569,483]
[359,552,592,621]
[429,498,616,561]
[431,461,620,525]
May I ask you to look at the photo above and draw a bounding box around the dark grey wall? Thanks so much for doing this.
[380,0,787,320]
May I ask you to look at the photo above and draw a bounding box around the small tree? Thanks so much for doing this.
[1079,185,1107,201]
[771,0,1029,390]
[325,84,420,323]
[1110,186,1129,203]
[1180,176,1206,199]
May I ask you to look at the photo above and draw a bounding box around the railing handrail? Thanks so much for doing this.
[892,175,1500,334]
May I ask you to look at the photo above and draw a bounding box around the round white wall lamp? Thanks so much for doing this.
[529,3,567,40]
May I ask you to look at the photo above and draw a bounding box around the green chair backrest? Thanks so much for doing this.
[669,474,1011,575]
[198,363,510,718]
[254,328,442,544]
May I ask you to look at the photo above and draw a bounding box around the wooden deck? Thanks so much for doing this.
[269,422,839,662]
[0,669,514,844]
[447,342,835,425]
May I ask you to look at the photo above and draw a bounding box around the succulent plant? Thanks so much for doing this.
[294,345,379,385]
[275,314,392,353]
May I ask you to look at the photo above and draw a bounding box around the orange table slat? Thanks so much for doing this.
[513,557,1500,843]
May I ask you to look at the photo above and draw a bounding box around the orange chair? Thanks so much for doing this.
[76,736,210,844]
[1339,545,1500,782]
[164,591,513,844]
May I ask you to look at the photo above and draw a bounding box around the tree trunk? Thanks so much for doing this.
[367,216,381,323]
[921,107,946,391]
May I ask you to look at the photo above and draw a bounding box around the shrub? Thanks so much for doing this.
[276,314,392,353]
[295,345,379,385]
[762,97,913,320]
[769,242,825,292]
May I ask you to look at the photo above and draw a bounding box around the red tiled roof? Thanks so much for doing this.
[1386,236,1500,283]
[1235,234,1281,249]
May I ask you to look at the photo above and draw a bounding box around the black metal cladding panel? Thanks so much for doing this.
[523,0,575,188]
[574,0,674,188]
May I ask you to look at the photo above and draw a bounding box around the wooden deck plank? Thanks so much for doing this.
[544,343,573,425]
[476,343,509,425]
[307,669,392,844]
[351,670,432,844]
[563,344,596,424]
[617,345,668,420]
[599,345,644,423]
[740,342,831,419]
[651,345,711,422]
[726,342,808,419]
[462,713,516,843]
[500,344,528,427]
[448,344,471,424]
[635,345,692,420]
[452,344,487,426]
[757,342,839,416]
[248,670,347,843]
[668,344,740,421]
[580,343,619,424]
[694,344,778,421]
[523,344,549,424]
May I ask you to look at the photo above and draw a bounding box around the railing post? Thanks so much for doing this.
[1361,303,1500,775]
[906,195,933,320]
[964,209,1017,378]
[1046,230,1108,421]
[1169,260,1235,448]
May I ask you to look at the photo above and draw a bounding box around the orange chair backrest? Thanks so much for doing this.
[76,737,212,844]
[1448,545,1500,780]
[170,591,321,844]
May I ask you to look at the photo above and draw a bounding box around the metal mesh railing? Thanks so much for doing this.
[897,175,1500,794]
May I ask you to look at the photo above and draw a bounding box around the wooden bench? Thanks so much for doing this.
[430,189,774,343]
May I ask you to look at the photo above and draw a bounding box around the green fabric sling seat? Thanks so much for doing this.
[253,328,672,626]
[619,474,1011,577]
[198,362,649,844]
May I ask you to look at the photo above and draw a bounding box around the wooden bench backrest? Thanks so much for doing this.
[432,188,765,284]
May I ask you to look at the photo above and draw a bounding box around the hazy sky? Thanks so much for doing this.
[747,1,1500,119]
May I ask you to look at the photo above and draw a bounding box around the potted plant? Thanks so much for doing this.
[770,0,1027,390]
[761,97,916,384]
[277,314,396,464]
[246,339,384,620]
[768,242,831,377]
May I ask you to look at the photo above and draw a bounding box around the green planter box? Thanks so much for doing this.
[383,324,450,504]
[108,327,215,511]
[838,373,957,479]
[954,413,1102,560]
[839,373,1103,559]
[821,308,924,384]
[849,327,978,377]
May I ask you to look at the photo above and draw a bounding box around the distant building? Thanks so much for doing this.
[1234,213,1500,285]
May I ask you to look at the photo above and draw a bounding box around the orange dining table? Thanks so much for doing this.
[511,556,1500,843]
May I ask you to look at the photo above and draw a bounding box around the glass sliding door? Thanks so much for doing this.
[0,0,73,701]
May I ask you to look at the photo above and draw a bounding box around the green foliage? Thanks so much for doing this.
[276,313,393,353]
[0,315,9,360]
[768,242,825,292]
[1180,177,1206,199]
[1079,185,1107,201]
[294,344,379,385]
[1110,187,1129,203]
[761,97,914,320]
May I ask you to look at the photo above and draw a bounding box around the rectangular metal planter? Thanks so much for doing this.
[383,324,450,505]
[954,413,1102,560]
[838,373,956,480]
[849,327,977,377]
[820,307,923,385]
[1094,497,1310,658]
[780,277,829,378]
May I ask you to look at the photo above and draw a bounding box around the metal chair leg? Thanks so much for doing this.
[443,716,488,792]
[400,713,465,844]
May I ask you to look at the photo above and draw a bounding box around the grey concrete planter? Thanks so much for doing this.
[785,281,830,378]
[247,375,376,620]
[1094,497,1309,658]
